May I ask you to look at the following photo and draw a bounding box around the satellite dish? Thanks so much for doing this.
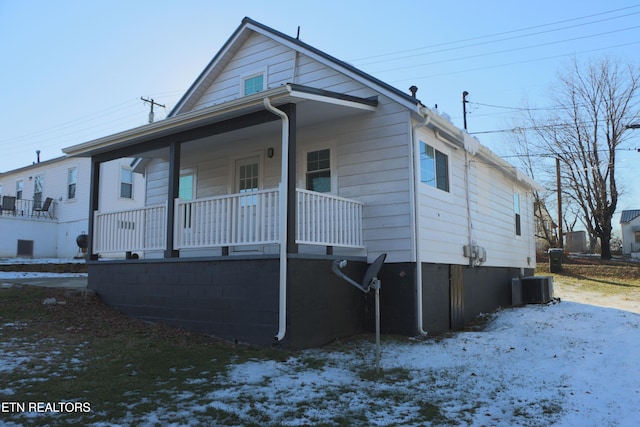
[331,253,387,375]
[362,253,386,292]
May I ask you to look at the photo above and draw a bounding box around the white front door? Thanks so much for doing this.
[233,157,261,252]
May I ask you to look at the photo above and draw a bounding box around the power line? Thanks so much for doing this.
[371,25,640,75]
[388,40,640,84]
[355,9,640,67]
[350,5,640,63]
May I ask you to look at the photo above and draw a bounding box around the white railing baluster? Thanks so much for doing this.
[295,189,364,248]
[93,203,167,254]
[93,188,364,253]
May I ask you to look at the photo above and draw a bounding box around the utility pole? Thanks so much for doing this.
[462,91,469,131]
[556,157,563,249]
[141,97,166,124]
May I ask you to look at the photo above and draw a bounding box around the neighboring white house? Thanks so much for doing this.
[620,210,640,258]
[62,18,542,348]
[0,156,144,258]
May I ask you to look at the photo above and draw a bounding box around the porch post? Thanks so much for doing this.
[282,104,298,254]
[87,158,100,260]
[165,141,181,258]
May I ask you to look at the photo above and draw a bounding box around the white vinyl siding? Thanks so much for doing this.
[187,32,367,112]
[146,29,537,266]
[416,126,535,268]
[0,156,144,257]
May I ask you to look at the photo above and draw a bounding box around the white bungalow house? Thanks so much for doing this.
[63,18,541,348]
[621,210,640,258]
[0,156,144,258]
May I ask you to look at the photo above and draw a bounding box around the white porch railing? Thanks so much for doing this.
[93,204,167,254]
[175,189,280,249]
[93,189,364,254]
[296,189,364,248]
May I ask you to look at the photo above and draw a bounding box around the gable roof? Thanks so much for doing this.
[621,210,640,223]
[170,17,420,117]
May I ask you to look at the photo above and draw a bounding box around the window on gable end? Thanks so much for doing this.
[243,74,264,96]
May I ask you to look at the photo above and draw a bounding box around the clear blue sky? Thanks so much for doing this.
[1,0,639,224]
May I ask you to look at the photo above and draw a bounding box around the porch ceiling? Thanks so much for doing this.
[63,84,378,161]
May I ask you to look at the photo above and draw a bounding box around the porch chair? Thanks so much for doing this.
[1,196,16,216]
[33,197,53,218]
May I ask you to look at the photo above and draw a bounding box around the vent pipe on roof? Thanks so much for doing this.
[36,150,41,163]
[409,85,418,98]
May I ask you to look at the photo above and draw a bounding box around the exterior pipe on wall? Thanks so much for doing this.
[263,97,289,342]
[412,110,431,336]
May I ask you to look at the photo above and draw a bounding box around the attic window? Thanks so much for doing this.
[243,74,264,96]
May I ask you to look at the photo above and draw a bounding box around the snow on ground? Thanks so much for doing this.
[3,300,637,426]
[0,258,86,264]
[194,302,639,426]
[0,258,88,279]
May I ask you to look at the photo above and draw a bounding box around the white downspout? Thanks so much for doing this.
[412,111,430,336]
[264,97,289,342]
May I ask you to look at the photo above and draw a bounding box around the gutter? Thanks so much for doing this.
[411,107,431,336]
[263,97,289,342]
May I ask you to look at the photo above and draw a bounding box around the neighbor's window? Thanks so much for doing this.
[16,180,23,200]
[120,168,133,199]
[635,231,640,243]
[67,167,77,200]
[243,74,264,96]
[306,149,331,193]
[0,184,3,198]
[420,142,449,192]
[33,175,44,208]
[514,192,521,236]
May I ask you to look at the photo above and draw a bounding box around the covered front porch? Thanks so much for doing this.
[65,84,377,262]
[62,84,379,347]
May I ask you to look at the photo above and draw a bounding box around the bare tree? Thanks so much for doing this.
[507,124,558,251]
[527,56,639,259]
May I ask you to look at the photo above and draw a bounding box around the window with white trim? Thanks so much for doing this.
[179,173,194,200]
[243,74,264,96]
[67,167,78,200]
[514,192,522,236]
[420,142,449,192]
[16,180,23,200]
[306,148,331,193]
[33,175,44,208]
[120,167,133,199]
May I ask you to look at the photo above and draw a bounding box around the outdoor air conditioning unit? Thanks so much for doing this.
[511,278,523,306]
[521,276,554,304]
